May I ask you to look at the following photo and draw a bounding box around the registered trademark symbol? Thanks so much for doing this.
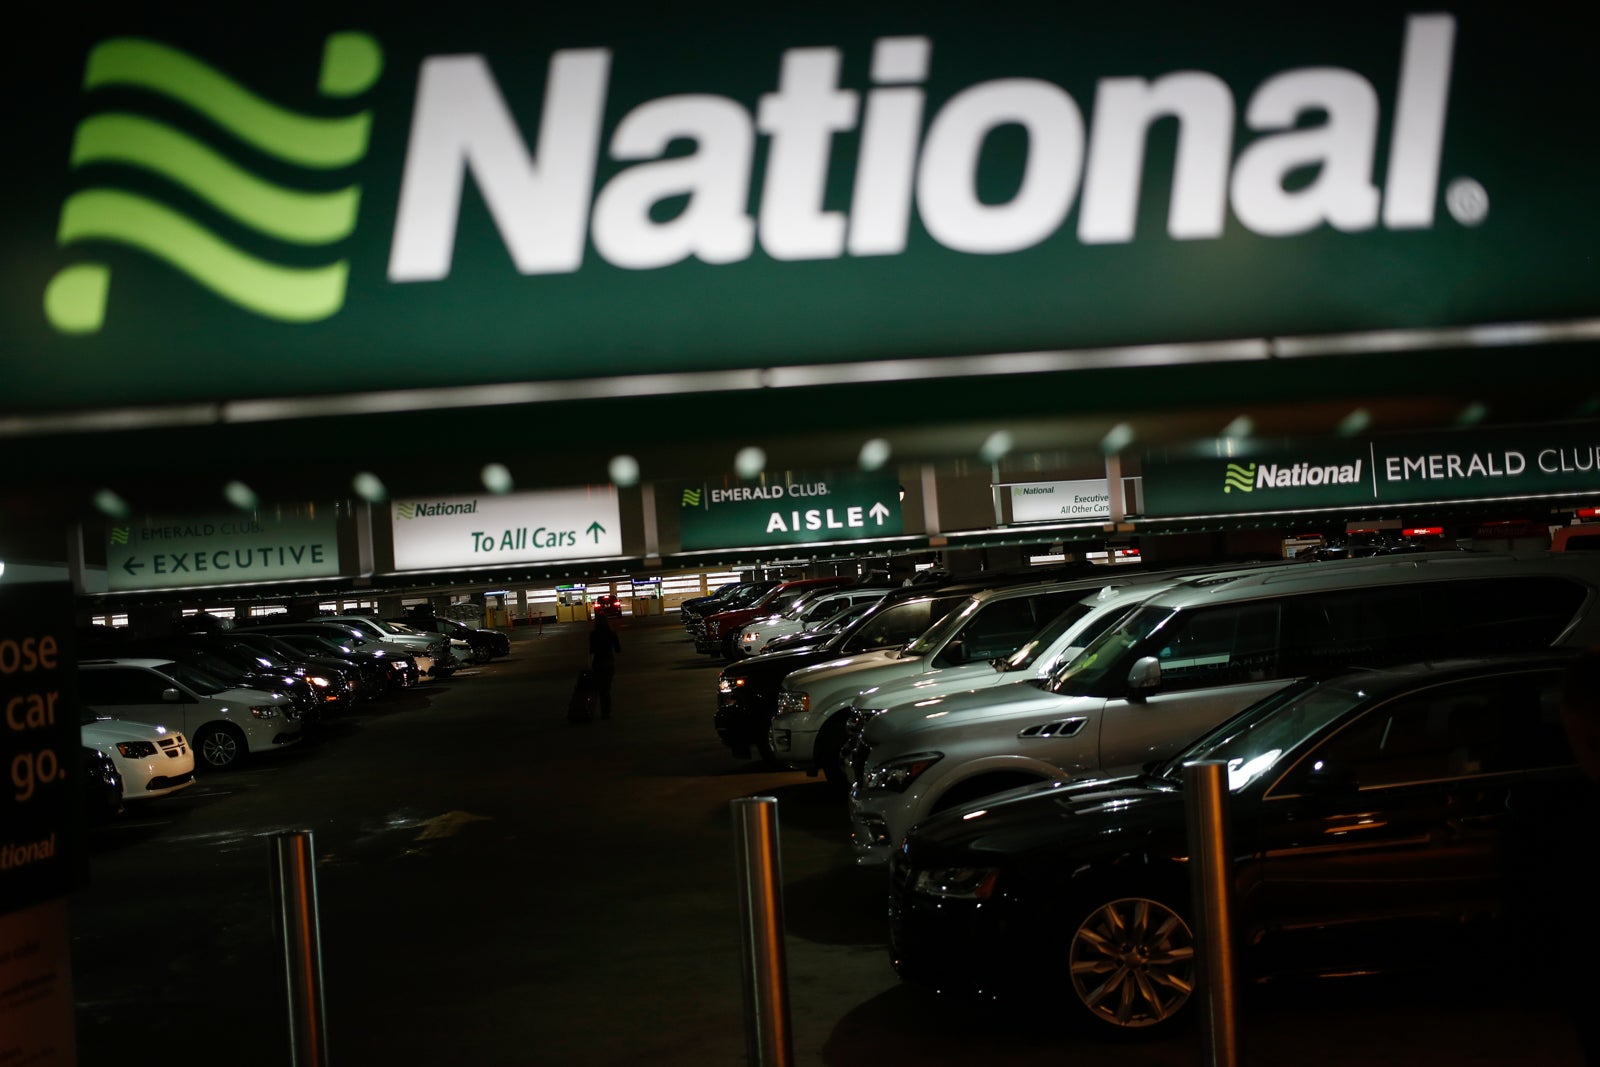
[1446,178,1489,226]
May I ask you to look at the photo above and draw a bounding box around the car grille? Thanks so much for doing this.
[158,735,189,758]
[843,708,885,784]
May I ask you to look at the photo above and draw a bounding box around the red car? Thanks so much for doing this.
[592,594,623,618]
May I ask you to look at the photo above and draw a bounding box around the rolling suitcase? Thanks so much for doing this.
[568,670,600,723]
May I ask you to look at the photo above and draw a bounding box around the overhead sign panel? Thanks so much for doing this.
[680,475,903,551]
[1009,479,1111,523]
[390,489,621,570]
[3,6,1598,414]
[106,513,340,591]
[1142,423,1600,517]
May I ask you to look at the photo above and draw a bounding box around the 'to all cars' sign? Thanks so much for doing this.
[3,5,1598,412]
[390,488,622,570]
[680,475,903,551]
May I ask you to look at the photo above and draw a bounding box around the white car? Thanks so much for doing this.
[78,658,303,770]
[734,587,895,658]
[80,714,196,801]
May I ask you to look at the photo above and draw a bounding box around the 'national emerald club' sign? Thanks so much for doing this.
[3,3,1598,413]
[679,475,904,551]
[1141,423,1600,517]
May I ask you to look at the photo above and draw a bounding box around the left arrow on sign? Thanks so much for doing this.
[869,502,890,525]
[122,557,145,575]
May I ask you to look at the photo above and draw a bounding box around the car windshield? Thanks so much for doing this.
[1048,604,1176,696]
[841,599,954,654]
[219,640,287,668]
[157,660,230,695]
[1002,602,1096,670]
[724,584,773,609]
[1154,678,1371,790]
[819,603,872,633]
[903,597,980,657]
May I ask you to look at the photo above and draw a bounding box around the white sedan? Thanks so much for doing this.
[80,715,196,801]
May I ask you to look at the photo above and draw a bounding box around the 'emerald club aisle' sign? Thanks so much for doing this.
[679,475,904,551]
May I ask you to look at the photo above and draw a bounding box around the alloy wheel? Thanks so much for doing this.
[1068,896,1195,1029]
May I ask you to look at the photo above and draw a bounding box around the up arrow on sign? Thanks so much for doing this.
[869,502,890,524]
[587,521,606,543]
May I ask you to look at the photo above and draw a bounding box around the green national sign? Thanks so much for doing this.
[1141,423,1600,518]
[2,2,1597,414]
[679,475,904,551]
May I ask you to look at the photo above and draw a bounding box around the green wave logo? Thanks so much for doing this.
[44,32,383,334]
[681,488,702,507]
[109,526,130,545]
[1223,463,1257,494]
[396,503,416,520]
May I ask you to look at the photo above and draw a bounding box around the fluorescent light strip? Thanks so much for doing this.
[671,534,928,558]
[3,317,1597,437]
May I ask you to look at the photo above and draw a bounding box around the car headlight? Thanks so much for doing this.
[910,866,999,901]
[390,660,409,671]
[863,752,942,792]
[777,692,809,715]
[718,676,746,694]
[308,675,331,688]
[742,633,759,643]
[114,741,158,759]
[250,705,280,719]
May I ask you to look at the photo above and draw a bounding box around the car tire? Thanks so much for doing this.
[1065,892,1196,1034]
[194,723,248,771]
[817,715,850,790]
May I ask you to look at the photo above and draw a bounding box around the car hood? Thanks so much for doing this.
[81,717,181,744]
[854,659,1019,708]
[218,686,294,706]
[862,680,1080,745]
[723,643,849,684]
[907,775,1182,861]
[783,650,906,692]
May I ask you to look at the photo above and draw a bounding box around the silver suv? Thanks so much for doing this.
[770,575,1137,783]
[849,552,1600,865]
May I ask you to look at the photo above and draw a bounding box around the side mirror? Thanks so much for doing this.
[940,638,968,665]
[1126,656,1162,700]
[161,687,183,703]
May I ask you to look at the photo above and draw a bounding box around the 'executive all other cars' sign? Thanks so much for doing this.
[390,488,622,570]
[3,4,1597,413]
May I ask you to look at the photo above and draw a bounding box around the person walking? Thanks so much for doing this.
[589,612,621,720]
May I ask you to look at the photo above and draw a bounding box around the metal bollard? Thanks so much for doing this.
[271,830,330,1067]
[1184,761,1240,1067]
[731,797,794,1067]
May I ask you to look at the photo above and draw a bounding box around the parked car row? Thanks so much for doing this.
[75,612,513,816]
[709,553,1600,1031]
